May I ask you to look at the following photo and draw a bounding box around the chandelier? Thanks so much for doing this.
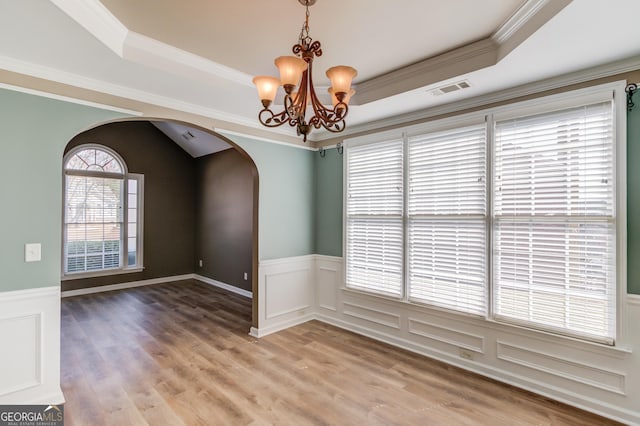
[252,0,357,142]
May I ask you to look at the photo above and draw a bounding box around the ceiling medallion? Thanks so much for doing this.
[252,0,357,142]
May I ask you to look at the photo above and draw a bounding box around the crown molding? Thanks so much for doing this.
[0,53,318,147]
[0,54,257,128]
[216,128,317,151]
[493,0,550,44]
[494,0,572,61]
[317,55,640,144]
[0,81,141,116]
[50,0,128,57]
[354,38,499,105]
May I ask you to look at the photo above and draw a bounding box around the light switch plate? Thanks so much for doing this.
[25,243,41,262]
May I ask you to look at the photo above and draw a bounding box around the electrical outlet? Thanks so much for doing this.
[199,259,203,267]
[243,272,248,280]
[459,348,474,360]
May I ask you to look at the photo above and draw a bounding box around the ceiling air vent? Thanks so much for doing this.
[428,80,471,96]
[181,131,196,141]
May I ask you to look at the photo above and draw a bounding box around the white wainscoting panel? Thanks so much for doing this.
[251,256,315,337]
[343,301,401,330]
[0,286,63,405]
[316,255,342,312]
[0,314,40,395]
[496,340,626,395]
[408,317,485,354]
[265,268,312,319]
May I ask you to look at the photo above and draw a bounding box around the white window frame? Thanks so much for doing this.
[343,81,627,346]
[62,144,145,280]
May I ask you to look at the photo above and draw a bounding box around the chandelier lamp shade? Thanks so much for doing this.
[252,0,357,142]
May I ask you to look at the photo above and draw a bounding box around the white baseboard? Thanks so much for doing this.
[249,312,316,338]
[61,273,253,299]
[61,274,195,297]
[193,274,252,298]
[0,286,63,405]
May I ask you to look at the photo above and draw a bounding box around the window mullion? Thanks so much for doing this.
[402,132,409,302]
[486,114,494,321]
[122,177,129,268]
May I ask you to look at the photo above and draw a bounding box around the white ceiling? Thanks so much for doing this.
[1,0,640,148]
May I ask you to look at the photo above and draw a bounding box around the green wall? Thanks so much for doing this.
[0,89,127,292]
[627,105,640,294]
[223,133,315,260]
[314,147,343,257]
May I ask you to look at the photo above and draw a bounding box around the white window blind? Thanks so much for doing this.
[65,175,123,273]
[408,124,487,315]
[493,101,616,343]
[346,139,404,297]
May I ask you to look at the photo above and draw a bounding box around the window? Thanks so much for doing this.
[407,124,487,316]
[346,139,404,297]
[63,145,143,277]
[493,102,616,343]
[345,85,621,344]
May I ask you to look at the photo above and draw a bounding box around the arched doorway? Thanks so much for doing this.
[61,118,259,329]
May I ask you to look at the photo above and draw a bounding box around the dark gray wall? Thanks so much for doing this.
[195,149,254,291]
[62,121,197,291]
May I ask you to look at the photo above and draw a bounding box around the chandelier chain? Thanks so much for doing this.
[299,2,312,46]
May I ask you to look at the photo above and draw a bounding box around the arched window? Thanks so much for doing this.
[63,145,143,277]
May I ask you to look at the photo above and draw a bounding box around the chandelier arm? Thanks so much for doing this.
[284,93,298,121]
[304,49,322,125]
[295,68,310,123]
[308,86,348,132]
[311,108,348,133]
[257,108,293,128]
[305,50,336,131]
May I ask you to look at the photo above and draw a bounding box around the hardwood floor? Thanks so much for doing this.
[61,280,619,425]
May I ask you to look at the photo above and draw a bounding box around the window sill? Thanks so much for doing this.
[61,266,144,281]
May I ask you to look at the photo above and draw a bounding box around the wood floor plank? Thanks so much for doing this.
[61,279,621,425]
